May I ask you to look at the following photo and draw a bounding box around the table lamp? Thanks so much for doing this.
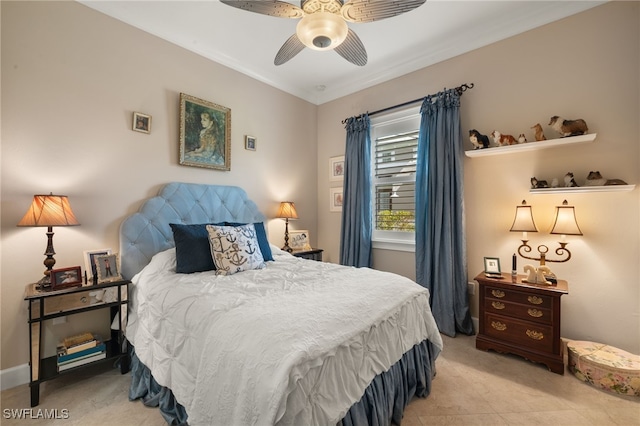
[276,201,298,252]
[17,193,80,287]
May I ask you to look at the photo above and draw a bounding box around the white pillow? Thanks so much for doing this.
[206,224,265,275]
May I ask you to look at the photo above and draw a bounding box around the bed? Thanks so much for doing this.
[120,182,443,425]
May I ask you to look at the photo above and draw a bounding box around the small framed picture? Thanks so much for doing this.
[51,266,83,290]
[329,156,345,181]
[330,187,343,212]
[245,135,256,151]
[83,248,112,282]
[95,253,122,284]
[289,230,311,251]
[484,257,502,275]
[133,112,151,134]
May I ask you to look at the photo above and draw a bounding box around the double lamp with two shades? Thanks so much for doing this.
[509,199,582,285]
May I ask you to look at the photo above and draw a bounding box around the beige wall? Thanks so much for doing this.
[317,2,640,353]
[1,1,318,371]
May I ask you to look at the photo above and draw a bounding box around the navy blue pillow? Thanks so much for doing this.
[170,223,217,273]
[170,222,273,274]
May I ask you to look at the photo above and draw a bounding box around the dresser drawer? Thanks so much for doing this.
[484,313,554,353]
[484,298,552,325]
[485,286,552,309]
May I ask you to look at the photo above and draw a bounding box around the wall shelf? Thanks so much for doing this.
[530,184,635,194]
[465,133,596,157]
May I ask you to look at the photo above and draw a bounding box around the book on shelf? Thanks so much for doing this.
[59,332,100,355]
[66,339,98,354]
[63,332,94,348]
[58,351,107,371]
[58,342,106,364]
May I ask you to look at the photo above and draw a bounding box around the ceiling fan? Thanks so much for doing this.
[220,0,427,66]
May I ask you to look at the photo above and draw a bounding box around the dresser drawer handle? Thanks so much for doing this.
[526,329,544,340]
[491,301,505,310]
[491,321,507,331]
[80,297,88,303]
[527,309,543,318]
[527,295,543,305]
[491,290,505,298]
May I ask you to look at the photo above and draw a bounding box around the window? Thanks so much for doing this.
[370,106,420,251]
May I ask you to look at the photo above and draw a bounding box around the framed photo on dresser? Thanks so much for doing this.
[483,257,501,275]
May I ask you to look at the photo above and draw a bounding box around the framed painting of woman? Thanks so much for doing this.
[179,93,231,171]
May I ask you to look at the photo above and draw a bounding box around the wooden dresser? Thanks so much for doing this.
[475,272,568,374]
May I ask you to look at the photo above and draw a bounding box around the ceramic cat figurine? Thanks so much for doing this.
[491,130,518,146]
[531,123,546,141]
[564,172,579,187]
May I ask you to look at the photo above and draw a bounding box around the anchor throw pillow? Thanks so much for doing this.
[205,224,266,275]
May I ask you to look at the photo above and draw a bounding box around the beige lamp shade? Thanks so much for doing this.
[17,194,80,227]
[509,200,538,233]
[17,194,79,286]
[276,201,298,220]
[550,200,583,236]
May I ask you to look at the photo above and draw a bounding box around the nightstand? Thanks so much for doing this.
[24,280,130,407]
[475,272,568,374]
[292,248,323,261]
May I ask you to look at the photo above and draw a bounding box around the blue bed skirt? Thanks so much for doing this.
[129,339,440,426]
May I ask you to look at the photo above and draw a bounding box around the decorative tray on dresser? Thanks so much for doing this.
[475,272,568,374]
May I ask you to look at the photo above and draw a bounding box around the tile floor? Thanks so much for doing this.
[2,334,638,425]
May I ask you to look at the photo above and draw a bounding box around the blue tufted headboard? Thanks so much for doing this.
[119,182,266,280]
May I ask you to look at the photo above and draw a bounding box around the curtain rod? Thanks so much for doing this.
[341,82,474,124]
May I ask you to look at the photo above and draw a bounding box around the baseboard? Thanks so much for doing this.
[1,364,30,391]
[472,316,479,333]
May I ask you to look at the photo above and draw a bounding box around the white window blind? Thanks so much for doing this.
[374,130,418,231]
[370,106,420,249]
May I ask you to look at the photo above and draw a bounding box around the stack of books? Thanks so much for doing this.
[57,332,106,371]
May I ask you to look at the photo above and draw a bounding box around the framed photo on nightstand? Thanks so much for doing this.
[50,266,83,290]
[84,248,112,281]
[289,230,311,251]
[95,253,122,284]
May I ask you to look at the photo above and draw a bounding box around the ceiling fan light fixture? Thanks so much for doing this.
[296,12,348,51]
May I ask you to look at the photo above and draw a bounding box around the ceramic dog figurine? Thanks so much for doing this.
[531,177,549,189]
[531,123,546,141]
[469,129,490,149]
[491,130,518,146]
[549,116,589,137]
[585,171,627,186]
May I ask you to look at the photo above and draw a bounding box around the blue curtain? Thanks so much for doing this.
[415,89,474,337]
[340,115,372,267]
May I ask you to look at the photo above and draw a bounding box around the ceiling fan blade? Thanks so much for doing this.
[219,1,304,19]
[274,34,306,66]
[334,29,367,66]
[341,0,426,23]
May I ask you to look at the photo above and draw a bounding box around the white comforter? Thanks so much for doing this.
[126,246,442,426]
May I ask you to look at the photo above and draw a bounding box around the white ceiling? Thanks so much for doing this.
[78,1,605,105]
